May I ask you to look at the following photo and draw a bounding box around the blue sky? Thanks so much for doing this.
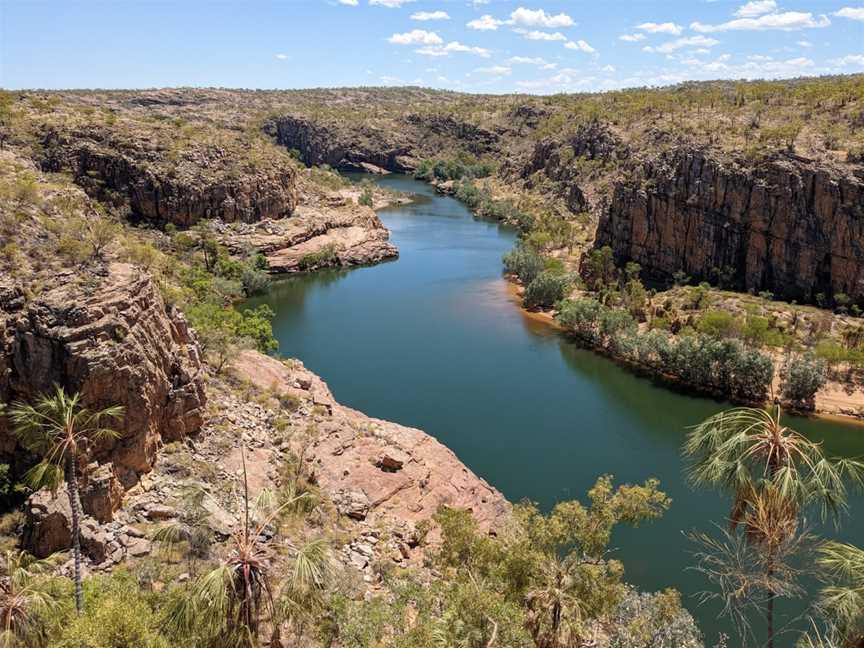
[1,1,862,93]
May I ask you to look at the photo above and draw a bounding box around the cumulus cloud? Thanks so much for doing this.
[734,0,776,18]
[411,10,449,21]
[601,64,615,72]
[619,33,646,42]
[275,53,289,60]
[510,7,575,28]
[797,40,813,47]
[370,0,415,7]
[834,7,864,20]
[643,35,719,53]
[473,65,512,75]
[565,39,596,53]
[517,29,567,41]
[416,41,491,57]
[508,56,557,69]
[467,14,503,30]
[691,11,831,32]
[831,54,864,66]
[338,0,358,5]
[636,22,683,35]
[388,29,442,45]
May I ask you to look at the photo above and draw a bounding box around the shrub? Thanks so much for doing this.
[523,270,571,309]
[503,243,544,286]
[782,353,828,409]
[696,310,738,339]
[299,243,339,271]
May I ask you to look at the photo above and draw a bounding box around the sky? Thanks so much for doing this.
[1,0,863,94]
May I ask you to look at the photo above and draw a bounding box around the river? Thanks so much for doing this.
[245,174,864,646]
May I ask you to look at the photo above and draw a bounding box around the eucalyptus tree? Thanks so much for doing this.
[8,387,123,613]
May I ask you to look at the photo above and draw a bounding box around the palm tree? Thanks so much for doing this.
[9,386,123,614]
[167,448,328,647]
[0,550,63,648]
[684,406,864,648]
[814,541,864,647]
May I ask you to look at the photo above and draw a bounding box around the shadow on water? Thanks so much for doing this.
[246,174,864,648]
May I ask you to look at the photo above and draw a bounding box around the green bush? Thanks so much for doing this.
[782,353,828,409]
[524,270,571,309]
[503,243,545,286]
[299,243,339,271]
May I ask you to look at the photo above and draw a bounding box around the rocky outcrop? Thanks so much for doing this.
[0,263,207,487]
[265,116,415,172]
[595,149,864,302]
[39,127,299,226]
[231,350,510,533]
[264,113,500,173]
[219,203,398,272]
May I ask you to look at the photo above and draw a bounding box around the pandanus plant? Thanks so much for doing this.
[0,551,62,648]
[167,448,332,647]
[813,541,864,647]
[8,387,123,614]
[685,406,864,648]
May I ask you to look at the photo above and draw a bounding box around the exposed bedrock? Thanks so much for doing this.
[0,263,207,492]
[39,128,299,226]
[264,113,500,172]
[595,149,864,302]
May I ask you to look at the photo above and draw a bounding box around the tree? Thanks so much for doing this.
[166,448,327,646]
[0,551,62,647]
[9,388,123,614]
[685,406,864,648]
[813,541,864,647]
[782,354,828,410]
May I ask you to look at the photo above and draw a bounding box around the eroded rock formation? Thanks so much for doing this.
[595,149,864,301]
[0,263,207,488]
[231,350,510,533]
[39,127,299,226]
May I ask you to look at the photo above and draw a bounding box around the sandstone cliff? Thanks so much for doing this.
[38,126,299,226]
[0,263,207,490]
[595,149,864,302]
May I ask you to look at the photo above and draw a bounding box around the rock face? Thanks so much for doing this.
[264,113,500,173]
[595,149,864,302]
[231,350,510,533]
[220,203,397,273]
[0,263,207,486]
[40,127,299,226]
[266,116,415,172]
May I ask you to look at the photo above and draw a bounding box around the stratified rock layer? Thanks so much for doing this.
[40,127,299,226]
[0,263,207,485]
[596,149,864,301]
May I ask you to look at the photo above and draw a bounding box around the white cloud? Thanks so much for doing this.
[691,12,831,32]
[643,35,719,53]
[388,29,442,45]
[835,7,864,20]
[338,0,359,5]
[411,10,449,21]
[369,0,414,7]
[565,39,596,53]
[831,54,864,66]
[797,40,813,47]
[508,56,556,69]
[636,22,683,35]
[474,65,512,75]
[601,64,615,72]
[510,7,574,28]
[518,29,567,41]
[379,75,404,84]
[275,53,288,60]
[734,0,776,18]
[467,14,503,30]
[619,33,646,42]
[416,41,491,57]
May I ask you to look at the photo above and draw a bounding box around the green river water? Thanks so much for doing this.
[245,174,864,646]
